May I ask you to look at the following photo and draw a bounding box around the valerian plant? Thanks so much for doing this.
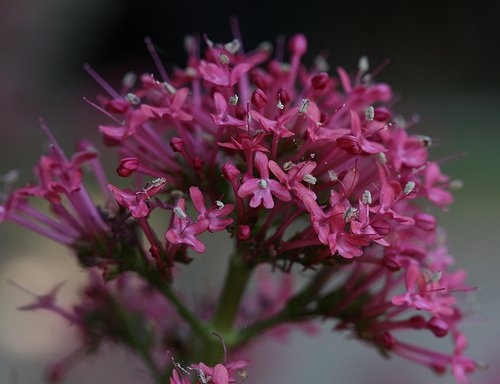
[1,30,478,383]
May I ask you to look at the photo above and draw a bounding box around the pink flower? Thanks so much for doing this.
[165,198,209,253]
[141,87,193,122]
[336,109,386,154]
[237,151,291,209]
[108,177,166,218]
[198,60,252,87]
[189,186,234,232]
[191,360,249,384]
[423,161,454,209]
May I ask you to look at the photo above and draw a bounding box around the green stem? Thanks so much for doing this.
[238,266,336,343]
[157,280,212,341]
[141,268,212,343]
[200,251,253,363]
[212,252,253,335]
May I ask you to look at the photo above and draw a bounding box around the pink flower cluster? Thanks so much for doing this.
[1,32,477,383]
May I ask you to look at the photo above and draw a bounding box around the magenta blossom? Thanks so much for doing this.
[237,151,291,209]
[1,31,476,384]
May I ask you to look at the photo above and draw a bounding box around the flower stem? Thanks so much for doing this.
[238,266,336,343]
[212,252,253,336]
[141,268,212,343]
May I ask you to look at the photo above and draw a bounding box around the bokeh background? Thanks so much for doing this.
[1,1,499,383]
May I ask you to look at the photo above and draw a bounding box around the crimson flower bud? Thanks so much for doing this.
[374,107,391,121]
[414,212,437,231]
[428,317,449,338]
[311,72,329,90]
[222,163,240,181]
[251,69,271,89]
[277,88,291,105]
[117,157,139,177]
[170,137,184,152]
[251,88,268,108]
[193,156,203,170]
[381,331,395,349]
[408,315,426,329]
[237,225,251,240]
[106,99,130,114]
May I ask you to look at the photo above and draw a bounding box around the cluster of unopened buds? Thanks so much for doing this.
[1,29,478,383]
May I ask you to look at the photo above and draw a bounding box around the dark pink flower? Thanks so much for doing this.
[237,151,291,209]
[336,109,386,154]
[189,186,234,232]
[108,178,166,218]
[165,198,209,253]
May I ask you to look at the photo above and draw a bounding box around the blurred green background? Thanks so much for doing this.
[1,1,499,383]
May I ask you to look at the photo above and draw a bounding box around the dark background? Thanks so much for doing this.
[1,1,499,383]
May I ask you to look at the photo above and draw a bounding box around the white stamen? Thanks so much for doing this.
[149,177,167,188]
[416,135,432,147]
[184,35,195,52]
[343,206,358,222]
[185,67,197,77]
[328,170,338,182]
[283,161,294,171]
[299,99,310,113]
[122,72,137,88]
[258,179,268,189]
[303,173,317,185]
[125,93,141,105]
[1,169,19,184]
[219,53,230,65]
[173,206,187,219]
[314,55,329,72]
[403,181,416,195]
[277,99,284,110]
[224,39,241,54]
[258,41,273,52]
[170,190,185,198]
[280,63,291,72]
[162,82,176,94]
[365,106,375,121]
[430,270,442,283]
[229,94,239,105]
[310,153,316,159]
[215,200,224,209]
[377,153,387,164]
[205,37,214,48]
[450,179,464,190]
[358,56,369,73]
[362,190,372,204]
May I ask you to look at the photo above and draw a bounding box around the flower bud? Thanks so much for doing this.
[106,99,130,114]
[372,219,391,236]
[222,163,240,181]
[310,72,329,90]
[374,107,391,121]
[237,225,251,240]
[288,34,307,55]
[277,88,290,105]
[428,317,449,338]
[367,83,392,102]
[408,315,426,329]
[170,137,184,152]
[383,254,401,271]
[381,331,395,349]
[251,69,271,89]
[193,156,204,170]
[414,212,437,231]
[117,158,139,177]
[251,88,268,108]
